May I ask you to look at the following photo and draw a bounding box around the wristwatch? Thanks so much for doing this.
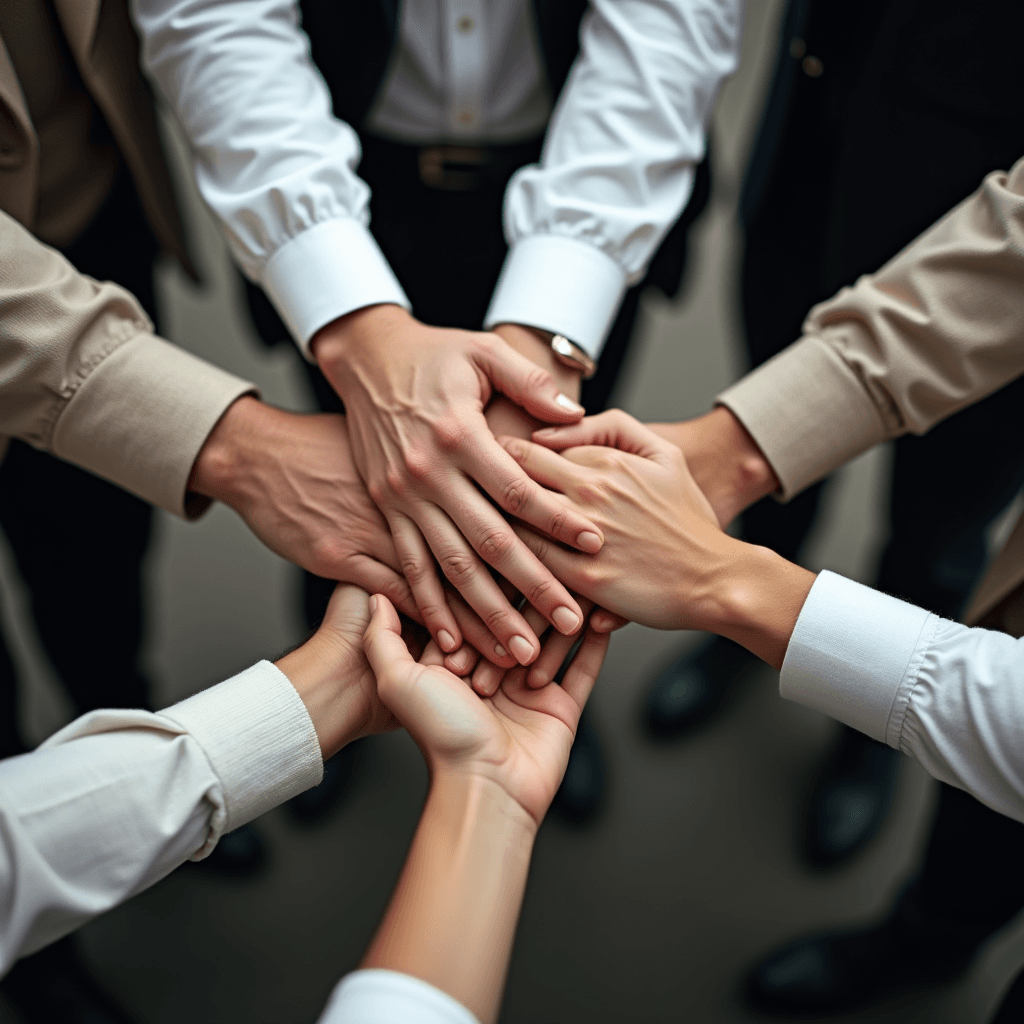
[533,329,598,380]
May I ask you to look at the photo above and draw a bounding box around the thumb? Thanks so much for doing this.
[363,594,419,697]
[533,409,675,464]
[474,334,585,424]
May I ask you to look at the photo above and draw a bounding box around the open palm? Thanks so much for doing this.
[364,595,607,826]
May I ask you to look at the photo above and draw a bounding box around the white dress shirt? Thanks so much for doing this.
[782,570,1024,825]
[0,659,478,1022]
[132,0,742,359]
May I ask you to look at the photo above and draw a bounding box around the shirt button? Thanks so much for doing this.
[802,55,824,77]
[457,16,475,32]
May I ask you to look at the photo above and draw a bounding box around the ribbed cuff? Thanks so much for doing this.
[162,661,323,834]
[484,235,627,360]
[319,970,480,1024]
[51,332,256,519]
[716,331,889,499]
[780,572,935,744]
[261,219,410,358]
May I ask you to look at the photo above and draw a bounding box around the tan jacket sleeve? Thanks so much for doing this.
[717,157,1024,499]
[0,210,255,517]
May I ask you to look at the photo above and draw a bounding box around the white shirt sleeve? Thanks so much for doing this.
[318,970,480,1024]
[485,0,743,358]
[130,0,409,355]
[0,661,322,974]
[781,570,1024,824]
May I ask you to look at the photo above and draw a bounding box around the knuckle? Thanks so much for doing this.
[525,577,554,609]
[400,555,430,587]
[478,528,515,564]
[384,464,408,496]
[434,416,468,452]
[500,477,531,516]
[485,606,514,634]
[547,506,568,539]
[367,477,389,506]
[441,551,476,587]
[523,365,553,395]
[403,446,433,482]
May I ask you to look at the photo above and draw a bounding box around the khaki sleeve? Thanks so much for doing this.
[0,210,255,517]
[717,157,1024,499]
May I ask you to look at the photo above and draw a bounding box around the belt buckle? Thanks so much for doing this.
[418,146,489,191]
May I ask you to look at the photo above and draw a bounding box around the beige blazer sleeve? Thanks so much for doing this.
[0,210,254,517]
[717,156,1024,499]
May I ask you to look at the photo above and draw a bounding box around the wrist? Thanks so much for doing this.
[310,302,412,370]
[429,768,539,842]
[493,323,582,401]
[188,395,267,508]
[696,539,816,670]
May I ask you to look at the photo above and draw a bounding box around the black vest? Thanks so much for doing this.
[299,0,589,131]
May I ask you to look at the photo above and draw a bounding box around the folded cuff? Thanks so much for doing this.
[780,571,935,744]
[319,970,480,1024]
[51,332,256,518]
[484,235,627,360]
[261,218,410,358]
[162,661,323,835]
[716,332,890,499]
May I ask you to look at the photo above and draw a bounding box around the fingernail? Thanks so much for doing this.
[448,649,471,672]
[552,606,581,635]
[534,426,556,436]
[577,531,602,552]
[438,629,456,652]
[368,595,378,613]
[555,393,584,413]
[508,634,535,665]
[494,643,507,658]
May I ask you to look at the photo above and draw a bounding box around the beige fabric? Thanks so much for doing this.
[0,209,254,516]
[717,157,1024,630]
[0,0,193,274]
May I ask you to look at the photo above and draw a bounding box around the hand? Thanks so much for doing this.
[648,405,779,527]
[276,585,397,759]
[188,397,420,618]
[364,593,607,827]
[312,305,602,663]
[504,411,814,668]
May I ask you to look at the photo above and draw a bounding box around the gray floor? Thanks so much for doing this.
[3,2,1024,1020]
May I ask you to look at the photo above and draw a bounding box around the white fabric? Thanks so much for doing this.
[131,0,742,358]
[368,0,550,143]
[781,571,1024,824]
[319,970,480,1024]
[0,661,322,974]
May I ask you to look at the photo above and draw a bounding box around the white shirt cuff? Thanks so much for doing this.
[260,219,410,359]
[319,970,480,1024]
[161,661,323,834]
[484,235,627,360]
[780,571,936,745]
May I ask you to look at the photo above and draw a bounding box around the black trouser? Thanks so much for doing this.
[0,167,158,759]
[740,0,1024,978]
[245,133,709,625]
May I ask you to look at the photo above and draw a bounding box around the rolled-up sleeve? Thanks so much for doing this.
[781,571,1024,824]
[0,661,322,975]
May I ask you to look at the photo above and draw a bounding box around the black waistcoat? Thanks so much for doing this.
[298,0,589,130]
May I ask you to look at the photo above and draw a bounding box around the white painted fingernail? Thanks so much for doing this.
[438,629,456,652]
[508,635,535,665]
[556,393,584,413]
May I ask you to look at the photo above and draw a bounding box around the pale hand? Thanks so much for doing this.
[312,305,603,665]
[363,594,608,827]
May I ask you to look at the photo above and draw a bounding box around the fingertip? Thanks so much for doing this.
[526,666,550,689]
[368,594,379,614]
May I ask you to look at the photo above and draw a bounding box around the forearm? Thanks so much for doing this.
[361,773,536,1024]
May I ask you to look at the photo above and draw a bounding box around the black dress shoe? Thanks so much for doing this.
[643,635,757,739]
[803,727,901,869]
[287,739,364,824]
[745,910,976,1015]
[551,710,606,824]
[1,936,138,1024]
[195,821,267,876]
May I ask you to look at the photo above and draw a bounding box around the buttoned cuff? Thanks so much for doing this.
[162,661,323,839]
[51,332,256,519]
[716,331,889,499]
[319,970,480,1024]
[780,571,937,745]
[261,219,410,359]
[484,235,627,360]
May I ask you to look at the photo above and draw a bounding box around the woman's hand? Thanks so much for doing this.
[363,594,607,826]
[276,585,398,759]
[502,410,815,668]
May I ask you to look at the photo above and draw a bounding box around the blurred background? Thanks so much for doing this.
[2,0,1023,1021]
